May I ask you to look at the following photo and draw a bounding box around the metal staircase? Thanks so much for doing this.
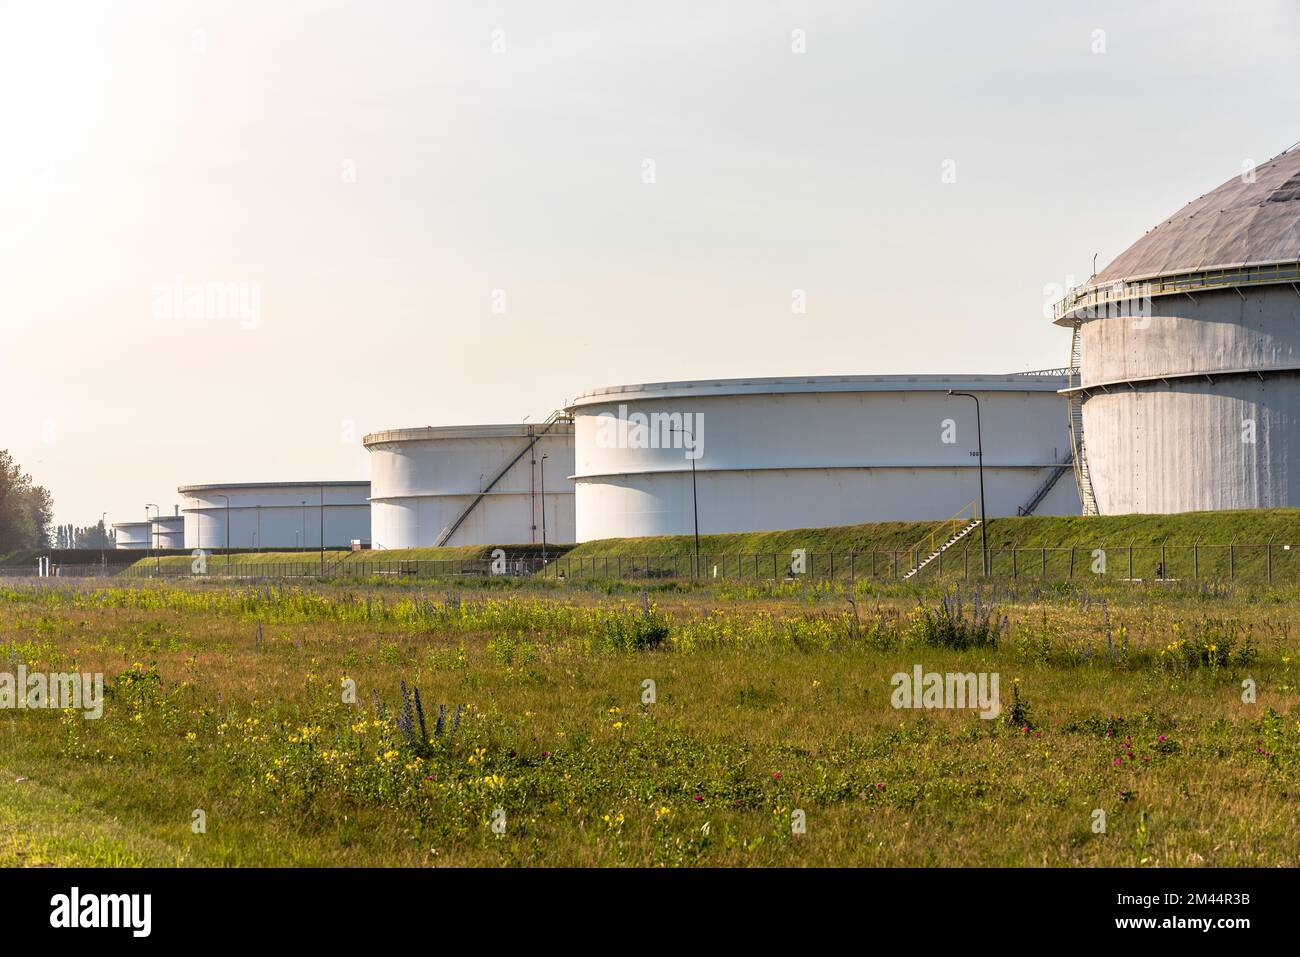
[902,518,982,580]
[1067,323,1099,515]
[901,501,981,580]
[1017,449,1074,516]
[434,410,572,547]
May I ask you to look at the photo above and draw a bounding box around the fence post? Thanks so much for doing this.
[1230,543,1235,579]
[1267,538,1273,582]
[1128,543,1133,580]
[1193,541,1198,578]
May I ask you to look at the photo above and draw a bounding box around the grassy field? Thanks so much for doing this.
[1,573,1297,866]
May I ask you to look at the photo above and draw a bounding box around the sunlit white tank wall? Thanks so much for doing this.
[365,424,575,548]
[112,521,152,550]
[181,482,371,550]
[152,515,185,548]
[570,376,1080,541]
[1073,286,1300,512]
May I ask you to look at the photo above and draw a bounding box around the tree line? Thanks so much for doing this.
[54,520,115,549]
[0,449,54,551]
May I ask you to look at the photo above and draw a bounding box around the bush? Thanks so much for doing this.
[910,587,1006,650]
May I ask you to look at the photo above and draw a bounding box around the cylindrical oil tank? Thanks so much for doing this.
[151,513,185,548]
[1055,147,1300,513]
[568,374,1079,541]
[364,423,576,548]
[180,482,371,550]
[112,520,152,550]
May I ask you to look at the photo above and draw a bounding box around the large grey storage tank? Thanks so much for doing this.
[1055,146,1300,514]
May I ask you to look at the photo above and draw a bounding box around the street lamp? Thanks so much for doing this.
[146,503,159,573]
[539,453,548,568]
[670,425,701,578]
[947,391,989,576]
[214,494,231,576]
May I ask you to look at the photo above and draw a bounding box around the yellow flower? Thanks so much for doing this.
[655,806,672,820]
[185,731,197,742]
[612,722,624,730]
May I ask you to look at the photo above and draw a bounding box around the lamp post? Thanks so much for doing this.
[301,501,307,552]
[319,485,325,577]
[146,503,159,573]
[947,391,989,576]
[539,453,548,568]
[100,511,107,573]
[214,494,231,576]
[670,425,701,578]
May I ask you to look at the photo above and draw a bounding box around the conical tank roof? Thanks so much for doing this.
[1097,146,1300,283]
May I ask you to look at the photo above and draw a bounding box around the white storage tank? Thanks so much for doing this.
[569,374,1079,541]
[151,511,185,548]
[180,482,370,550]
[112,520,152,550]
[364,421,575,548]
[1054,146,1300,514]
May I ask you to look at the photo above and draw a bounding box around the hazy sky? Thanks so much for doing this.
[3,0,1299,527]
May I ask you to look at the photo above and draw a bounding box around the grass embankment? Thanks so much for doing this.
[128,542,572,575]
[0,576,1297,866]
[567,509,1300,559]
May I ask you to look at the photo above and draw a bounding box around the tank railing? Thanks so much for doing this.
[1052,258,1300,322]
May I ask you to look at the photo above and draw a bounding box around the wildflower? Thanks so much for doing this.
[772,771,781,781]
[612,722,624,730]
[693,794,703,802]
[655,806,672,820]
[185,732,197,742]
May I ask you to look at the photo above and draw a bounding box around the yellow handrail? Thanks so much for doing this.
[905,500,978,568]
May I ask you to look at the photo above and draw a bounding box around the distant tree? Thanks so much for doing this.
[0,450,54,551]
[73,520,112,549]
